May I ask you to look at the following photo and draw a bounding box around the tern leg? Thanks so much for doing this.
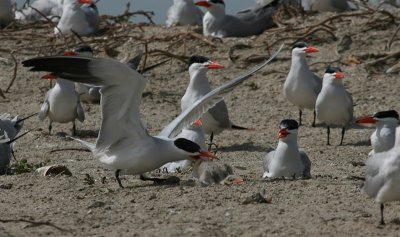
[140,174,167,184]
[48,121,52,135]
[340,127,345,146]
[312,110,316,127]
[326,126,331,146]
[298,109,302,126]
[380,203,385,225]
[207,132,218,152]
[115,169,124,188]
[72,121,76,136]
[11,149,17,161]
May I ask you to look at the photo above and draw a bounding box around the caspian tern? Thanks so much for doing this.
[356,110,399,155]
[362,144,400,225]
[284,41,321,127]
[55,0,99,36]
[15,0,63,22]
[263,119,311,179]
[166,0,203,27]
[38,51,85,135]
[181,55,252,145]
[302,0,358,12]
[0,0,13,28]
[23,44,283,188]
[195,0,277,38]
[316,67,353,145]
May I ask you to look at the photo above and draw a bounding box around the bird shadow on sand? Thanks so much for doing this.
[345,139,371,147]
[74,129,99,138]
[217,141,268,153]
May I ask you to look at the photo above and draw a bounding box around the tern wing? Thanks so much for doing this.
[38,91,51,121]
[299,150,312,177]
[159,44,284,138]
[23,56,149,150]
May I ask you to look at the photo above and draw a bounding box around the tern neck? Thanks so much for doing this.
[276,135,300,159]
[187,69,212,94]
[56,78,75,90]
[290,53,310,73]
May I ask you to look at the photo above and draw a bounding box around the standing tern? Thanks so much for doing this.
[263,119,311,179]
[0,0,13,28]
[55,0,99,36]
[166,0,203,27]
[316,67,353,145]
[356,110,399,155]
[39,51,85,135]
[23,44,283,188]
[284,41,321,127]
[302,0,358,12]
[362,144,400,225]
[181,55,252,145]
[195,0,277,38]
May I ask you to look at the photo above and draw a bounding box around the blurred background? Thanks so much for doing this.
[15,0,253,24]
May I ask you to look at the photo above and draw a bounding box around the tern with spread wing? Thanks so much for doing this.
[23,44,283,188]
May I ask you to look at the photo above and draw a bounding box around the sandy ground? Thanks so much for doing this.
[0,8,400,237]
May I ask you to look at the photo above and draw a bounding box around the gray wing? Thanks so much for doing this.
[38,91,51,121]
[76,95,85,122]
[23,56,149,150]
[346,90,354,123]
[159,44,284,138]
[207,100,231,129]
[263,150,275,172]
[312,73,322,94]
[81,4,99,31]
[361,151,387,197]
[299,150,312,177]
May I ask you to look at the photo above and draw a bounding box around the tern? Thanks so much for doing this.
[195,0,277,38]
[166,0,203,27]
[181,55,252,145]
[23,44,283,188]
[55,0,98,36]
[15,0,63,22]
[356,110,399,155]
[0,0,13,28]
[302,0,358,12]
[38,51,85,135]
[284,41,321,127]
[263,119,311,179]
[316,67,353,145]
[0,113,34,174]
[362,144,400,225]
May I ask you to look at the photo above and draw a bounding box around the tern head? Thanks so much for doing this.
[291,41,319,56]
[188,55,224,73]
[278,119,299,141]
[195,0,225,12]
[323,67,345,84]
[174,138,219,161]
[356,110,399,125]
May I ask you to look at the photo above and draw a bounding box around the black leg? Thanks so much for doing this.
[312,110,316,127]
[327,126,331,146]
[340,127,345,146]
[115,169,124,188]
[380,203,385,225]
[48,122,52,135]
[140,174,166,184]
[208,132,214,151]
[72,121,76,136]
[11,149,17,161]
[299,109,302,126]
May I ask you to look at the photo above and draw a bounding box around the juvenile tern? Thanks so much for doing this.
[316,67,353,145]
[284,42,321,126]
[263,119,311,179]
[23,44,283,188]
[356,110,399,155]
